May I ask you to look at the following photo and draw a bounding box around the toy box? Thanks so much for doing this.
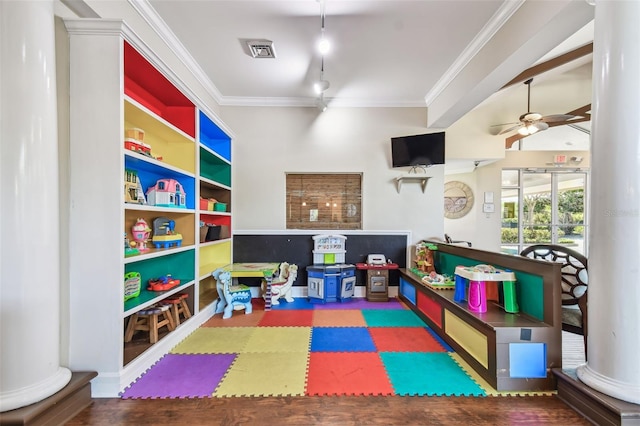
[214,202,227,212]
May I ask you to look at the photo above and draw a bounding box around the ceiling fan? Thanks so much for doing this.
[493,78,591,149]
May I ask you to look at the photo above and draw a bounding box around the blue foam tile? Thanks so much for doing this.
[270,298,315,310]
[311,327,377,352]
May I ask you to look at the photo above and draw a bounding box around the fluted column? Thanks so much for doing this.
[0,0,71,412]
[576,0,640,404]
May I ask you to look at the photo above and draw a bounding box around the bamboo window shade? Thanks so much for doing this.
[286,173,362,230]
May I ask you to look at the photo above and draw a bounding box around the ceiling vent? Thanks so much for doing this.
[247,40,276,58]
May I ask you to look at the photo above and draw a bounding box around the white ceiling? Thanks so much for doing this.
[140,1,594,119]
[62,0,595,156]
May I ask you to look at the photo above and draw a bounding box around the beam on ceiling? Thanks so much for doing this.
[426,0,594,129]
[501,42,593,90]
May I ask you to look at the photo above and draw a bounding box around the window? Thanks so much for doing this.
[286,173,362,230]
[501,169,588,255]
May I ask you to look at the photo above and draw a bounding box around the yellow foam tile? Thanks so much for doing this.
[449,353,556,397]
[241,327,312,353]
[170,327,255,354]
[213,352,309,397]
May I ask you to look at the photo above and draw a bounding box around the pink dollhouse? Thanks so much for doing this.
[146,178,186,208]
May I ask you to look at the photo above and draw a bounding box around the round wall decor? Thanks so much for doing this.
[444,181,474,219]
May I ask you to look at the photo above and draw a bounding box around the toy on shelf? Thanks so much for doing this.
[421,271,454,289]
[146,178,186,208]
[124,272,141,301]
[124,233,139,257]
[124,127,153,158]
[124,169,146,205]
[131,218,151,252]
[414,242,437,274]
[147,274,180,291]
[454,264,518,313]
[151,217,182,249]
[212,268,252,319]
[263,263,298,306]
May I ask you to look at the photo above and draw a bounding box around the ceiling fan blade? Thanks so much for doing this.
[490,121,519,127]
[498,123,523,135]
[547,115,591,128]
[541,114,576,123]
[533,121,549,131]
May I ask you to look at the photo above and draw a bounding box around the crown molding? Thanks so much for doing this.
[424,0,525,107]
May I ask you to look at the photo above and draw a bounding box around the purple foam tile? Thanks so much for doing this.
[121,353,236,399]
[313,298,405,310]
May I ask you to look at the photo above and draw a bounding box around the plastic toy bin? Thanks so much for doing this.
[214,202,227,212]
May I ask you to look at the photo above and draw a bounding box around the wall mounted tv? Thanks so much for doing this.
[391,131,445,168]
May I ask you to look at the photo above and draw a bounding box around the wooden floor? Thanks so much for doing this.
[70,326,590,426]
[66,394,591,425]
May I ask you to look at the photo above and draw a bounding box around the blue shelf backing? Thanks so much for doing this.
[199,110,231,161]
[125,155,196,209]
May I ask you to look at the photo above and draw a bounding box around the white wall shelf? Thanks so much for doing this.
[395,176,431,193]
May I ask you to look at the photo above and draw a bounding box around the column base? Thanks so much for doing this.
[554,368,640,425]
[0,371,97,425]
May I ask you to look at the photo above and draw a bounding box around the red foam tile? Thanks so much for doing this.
[369,327,447,352]
[306,352,394,396]
[258,309,314,327]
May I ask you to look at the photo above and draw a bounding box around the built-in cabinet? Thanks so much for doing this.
[398,241,562,392]
[65,19,232,397]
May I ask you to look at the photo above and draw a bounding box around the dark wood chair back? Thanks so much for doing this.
[520,244,588,356]
[444,234,472,247]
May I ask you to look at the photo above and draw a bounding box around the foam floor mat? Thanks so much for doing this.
[121,297,515,399]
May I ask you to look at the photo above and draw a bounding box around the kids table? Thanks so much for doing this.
[454,265,518,313]
[222,262,280,310]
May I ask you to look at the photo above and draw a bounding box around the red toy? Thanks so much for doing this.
[147,274,180,291]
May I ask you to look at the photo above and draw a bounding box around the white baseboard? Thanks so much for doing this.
[250,286,398,299]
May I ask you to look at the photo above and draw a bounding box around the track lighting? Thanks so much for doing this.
[313,0,331,111]
[316,98,327,112]
[318,37,330,55]
[314,80,330,94]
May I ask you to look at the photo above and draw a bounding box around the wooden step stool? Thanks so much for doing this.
[162,293,192,326]
[124,304,175,344]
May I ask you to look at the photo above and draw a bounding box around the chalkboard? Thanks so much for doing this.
[233,233,408,286]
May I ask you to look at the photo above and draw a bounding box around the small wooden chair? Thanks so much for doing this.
[162,293,192,326]
[124,304,175,344]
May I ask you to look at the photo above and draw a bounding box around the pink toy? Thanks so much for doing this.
[467,280,487,313]
[131,218,151,252]
[146,178,186,208]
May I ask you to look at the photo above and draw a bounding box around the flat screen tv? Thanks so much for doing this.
[391,132,445,168]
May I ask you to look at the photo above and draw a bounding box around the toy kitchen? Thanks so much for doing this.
[355,254,399,302]
[306,234,356,304]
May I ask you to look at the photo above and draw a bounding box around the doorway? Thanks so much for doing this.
[501,169,588,255]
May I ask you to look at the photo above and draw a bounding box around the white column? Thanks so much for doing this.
[576,0,640,404]
[0,0,71,412]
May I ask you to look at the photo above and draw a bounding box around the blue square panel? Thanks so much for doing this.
[311,327,376,352]
[400,278,416,305]
[509,342,547,378]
